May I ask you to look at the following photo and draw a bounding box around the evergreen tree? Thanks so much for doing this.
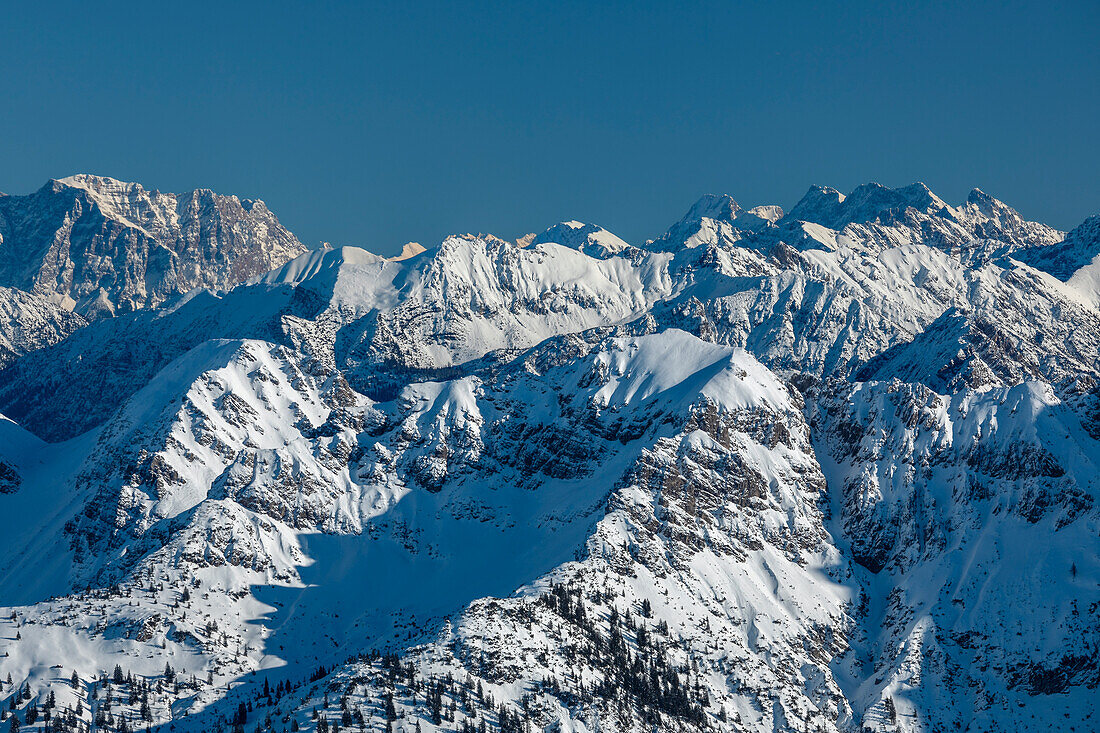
[884,696,897,724]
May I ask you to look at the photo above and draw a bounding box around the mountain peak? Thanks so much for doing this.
[532,221,630,258]
[747,204,785,223]
[895,181,949,212]
[786,185,846,225]
[55,173,137,192]
[965,187,1018,219]
[681,193,743,224]
[787,181,950,230]
[391,241,427,261]
[647,193,781,252]
[0,175,308,315]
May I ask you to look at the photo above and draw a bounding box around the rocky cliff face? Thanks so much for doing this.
[0,174,307,317]
[0,181,1095,733]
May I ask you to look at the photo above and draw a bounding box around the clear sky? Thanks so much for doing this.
[1,1,1096,255]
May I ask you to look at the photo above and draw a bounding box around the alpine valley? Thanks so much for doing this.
[0,175,1096,733]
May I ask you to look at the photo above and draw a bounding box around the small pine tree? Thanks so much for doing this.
[234,702,248,726]
[70,670,80,690]
[884,696,897,723]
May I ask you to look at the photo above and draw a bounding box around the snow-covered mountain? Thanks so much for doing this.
[0,180,1096,733]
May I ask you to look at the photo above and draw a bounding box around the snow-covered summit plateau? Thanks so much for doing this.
[0,179,1096,733]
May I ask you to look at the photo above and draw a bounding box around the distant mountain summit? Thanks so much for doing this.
[0,174,307,317]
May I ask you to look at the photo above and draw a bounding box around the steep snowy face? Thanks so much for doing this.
[1014,214,1100,308]
[855,260,1100,391]
[784,182,1057,247]
[532,221,632,258]
[0,285,87,368]
[322,235,677,391]
[810,377,1099,730]
[782,182,1062,257]
[0,175,307,316]
[786,182,941,231]
[63,340,357,584]
[0,279,319,440]
[648,193,784,254]
[650,230,972,378]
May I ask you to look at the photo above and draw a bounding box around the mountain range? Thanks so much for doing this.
[0,175,1096,733]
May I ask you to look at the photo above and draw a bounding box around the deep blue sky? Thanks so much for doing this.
[1,1,1096,254]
